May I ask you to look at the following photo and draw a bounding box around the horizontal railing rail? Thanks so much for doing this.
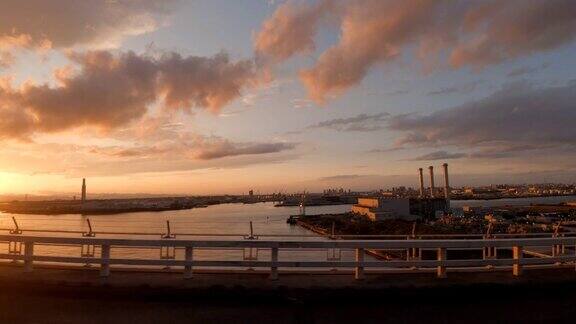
[1,227,574,239]
[1,234,575,280]
[2,234,576,248]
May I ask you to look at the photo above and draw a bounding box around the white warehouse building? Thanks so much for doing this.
[351,197,419,221]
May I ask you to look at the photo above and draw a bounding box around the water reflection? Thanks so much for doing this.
[0,203,356,265]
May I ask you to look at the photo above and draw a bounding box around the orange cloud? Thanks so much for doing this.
[254,0,334,63]
[0,52,15,69]
[0,50,256,140]
[257,0,576,103]
[157,52,256,113]
[301,0,442,103]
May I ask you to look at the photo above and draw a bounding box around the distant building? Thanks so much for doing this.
[81,178,87,203]
[352,197,418,221]
[408,198,448,219]
[249,190,254,196]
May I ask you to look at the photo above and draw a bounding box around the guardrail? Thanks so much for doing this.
[1,234,576,280]
[2,226,574,239]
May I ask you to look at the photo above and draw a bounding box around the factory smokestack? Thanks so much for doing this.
[428,166,435,198]
[443,163,450,201]
[418,168,424,197]
[81,178,87,203]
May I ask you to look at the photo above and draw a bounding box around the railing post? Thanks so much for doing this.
[437,248,447,278]
[270,247,279,280]
[483,245,497,261]
[355,248,365,280]
[100,244,111,277]
[184,246,193,279]
[513,246,523,276]
[407,247,420,261]
[24,241,34,272]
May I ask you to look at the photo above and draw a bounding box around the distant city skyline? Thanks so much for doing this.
[1,0,576,195]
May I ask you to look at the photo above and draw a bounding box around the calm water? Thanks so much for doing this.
[4,195,573,236]
[0,202,351,238]
[1,197,573,266]
[0,203,355,265]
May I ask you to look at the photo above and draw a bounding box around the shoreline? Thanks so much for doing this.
[1,193,575,216]
[0,205,208,216]
[295,218,395,260]
[451,193,576,202]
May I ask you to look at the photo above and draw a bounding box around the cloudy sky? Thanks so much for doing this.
[0,0,575,196]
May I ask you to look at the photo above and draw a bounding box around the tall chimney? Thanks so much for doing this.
[443,163,450,200]
[418,168,424,197]
[81,178,87,203]
[428,166,435,198]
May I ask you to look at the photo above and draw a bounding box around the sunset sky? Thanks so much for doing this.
[1,0,576,196]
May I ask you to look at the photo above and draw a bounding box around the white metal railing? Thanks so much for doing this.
[2,227,574,239]
[1,234,576,280]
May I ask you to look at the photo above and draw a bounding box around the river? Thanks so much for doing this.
[4,196,574,237]
[0,202,351,238]
[1,196,574,265]
[0,203,353,265]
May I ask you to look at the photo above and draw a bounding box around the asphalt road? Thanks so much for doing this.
[1,265,576,323]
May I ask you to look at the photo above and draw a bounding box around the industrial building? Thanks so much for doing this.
[352,197,417,221]
[352,163,450,221]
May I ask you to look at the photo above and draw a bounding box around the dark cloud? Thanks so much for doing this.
[318,174,364,181]
[506,63,550,78]
[427,80,484,96]
[367,147,404,154]
[386,89,410,96]
[308,112,389,132]
[193,140,296,160]
[408,144,557,161]
[389,82,576,154]
[468,144,553,159]
[91,146,172,159]
[0,0,175,50]
[449,1,576,68]
[0,50,256,139]
[90,136,297,161]
[410,151,466,161]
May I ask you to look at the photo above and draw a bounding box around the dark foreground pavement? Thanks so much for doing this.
[1,264,576,323]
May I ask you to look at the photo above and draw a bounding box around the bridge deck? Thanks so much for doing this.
[1,262,576,291]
